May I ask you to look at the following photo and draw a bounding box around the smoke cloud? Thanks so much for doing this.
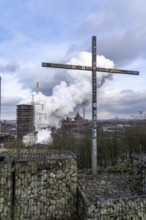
[0,61,19,73]
[19,51,114,145]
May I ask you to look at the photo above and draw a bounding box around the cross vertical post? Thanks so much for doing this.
[92,36,97,174]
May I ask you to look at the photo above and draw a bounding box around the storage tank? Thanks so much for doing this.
[17,104,34,140]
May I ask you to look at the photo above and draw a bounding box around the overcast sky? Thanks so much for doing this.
[0,0,146,120]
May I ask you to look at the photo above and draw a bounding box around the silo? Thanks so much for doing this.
[17,104,34,140]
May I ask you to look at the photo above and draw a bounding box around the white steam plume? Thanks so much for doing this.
[19,51,114,145]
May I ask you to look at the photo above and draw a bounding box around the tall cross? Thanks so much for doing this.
[42,36,139,174]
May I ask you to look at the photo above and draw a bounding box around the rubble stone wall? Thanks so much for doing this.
[14,158,77,220]
[78,189,146,220]
[0,155,77,220]
[133,159,146,193]
[0,162,12,220]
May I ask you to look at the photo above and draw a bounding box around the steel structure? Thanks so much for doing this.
[42,36,139,174]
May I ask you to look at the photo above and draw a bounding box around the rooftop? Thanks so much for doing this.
[78,174,143,203]
[0,151,76,163]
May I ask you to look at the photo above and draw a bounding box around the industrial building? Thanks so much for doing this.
[60,113,92,133]
[17,104,34,140]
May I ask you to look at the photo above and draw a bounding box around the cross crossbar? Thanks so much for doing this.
[42,62,139,75]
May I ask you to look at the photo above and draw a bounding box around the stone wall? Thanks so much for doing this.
[0,152,77,220]
[78,195,146,219]
[78,174,146,220]
[1,152,146,220]
[0,162,12,220]
[132,155,146,193]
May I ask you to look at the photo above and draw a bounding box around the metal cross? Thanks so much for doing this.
[42,36,139,174]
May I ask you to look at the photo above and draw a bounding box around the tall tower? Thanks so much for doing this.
[17,104,34,140]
